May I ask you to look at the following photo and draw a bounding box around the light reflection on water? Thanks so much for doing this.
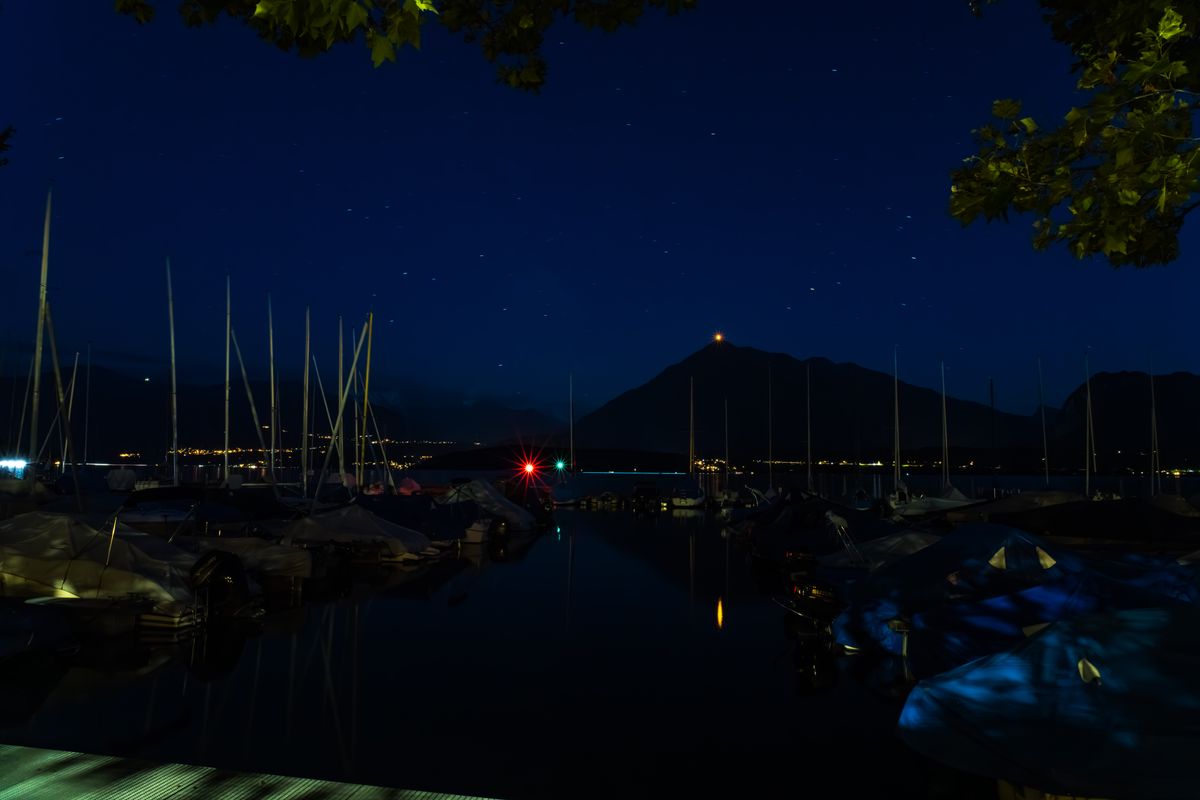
[0,511,993,799]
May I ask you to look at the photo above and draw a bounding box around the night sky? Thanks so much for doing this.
[3,2,1198,419]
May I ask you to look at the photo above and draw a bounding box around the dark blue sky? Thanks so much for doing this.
[2,2,1197,417]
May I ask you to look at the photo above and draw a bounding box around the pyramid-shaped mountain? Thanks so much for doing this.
[574,342,1041,464]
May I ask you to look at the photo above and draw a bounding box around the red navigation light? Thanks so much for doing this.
[524,462,536,475]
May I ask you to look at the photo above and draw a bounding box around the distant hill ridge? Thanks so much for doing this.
[572,342,1200,471]
[5,344,1200,470]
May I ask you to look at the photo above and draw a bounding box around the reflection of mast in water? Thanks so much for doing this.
[285,630,297,745]
[351,603,361,771]
[242,638,263,758]
[565,528,575,630]
[142,673,160,739]
[318,606,350,773]
[688,529,695,618]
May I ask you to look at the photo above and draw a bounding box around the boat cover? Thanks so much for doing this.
[0,512,192,605]
[282,504,430,556]
[832,524,1199,671]
[899,607,1200,800]
[434,480,536,531]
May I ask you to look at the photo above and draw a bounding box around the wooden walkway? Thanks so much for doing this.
[0,744,498,800]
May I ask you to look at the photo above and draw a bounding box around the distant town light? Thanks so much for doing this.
[714,332,724,342]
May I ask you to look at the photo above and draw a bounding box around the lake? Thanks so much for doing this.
[0,510,996,799]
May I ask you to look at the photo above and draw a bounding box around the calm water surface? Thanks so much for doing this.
[0,511,992,799]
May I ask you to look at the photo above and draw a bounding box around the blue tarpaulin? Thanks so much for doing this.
[899,607,1200,800]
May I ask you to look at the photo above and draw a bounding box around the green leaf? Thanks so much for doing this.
[992,98,1022,120]
[346,2,369,31]
[370,32,395,66]
[1159,8,1186,42]
[1116,148,1134,168]
[1018,117,1038,134]
[1117,188,1141,206]
[1103,228,1129,256]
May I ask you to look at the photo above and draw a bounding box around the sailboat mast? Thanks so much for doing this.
[360,312,374,487]
[940,360,949,491]
[223,276,231,484]
[569,373,575,473]
[64,352,79,469]
[267,294,276,480]
[166,259,180,487]
[767,364,773,489]
[311,324,369,514]
[337,316,345,482]
[724,396,729,491]
[351,327,359,485]
[893,347,901,492]
[806,361,813,493]
[688,376,695,476]
[28,190,51,483]
[43,304,81,511]
[83,343,91,465]
[302,306,310,497]
[1150,363,1160,496]
[1037,358,1049,489]
[1084,354,1092,497]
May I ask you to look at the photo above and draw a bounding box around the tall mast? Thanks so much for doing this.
[1084,354,1093,497]
[1037,358,1049,488]
[83,343,91,465]
[767,364,773,489]
[689,376,695,476]
[44,304,81,511]
[28,190,51,484]
[310,324,369,514]
[166,259,180,487]
[1150,362,1161,496]
[267,294,276,480]
[723,396,729,491]
[337,316,345,481]
[569,372,575,473]
[66,352,79,428]
[893,346,901,492]
[223,275,231,484]
[806,361,813,493]
[360,313,374,486]
[302,306,310,497]
[939,361,947,489]
[352,326,359,485]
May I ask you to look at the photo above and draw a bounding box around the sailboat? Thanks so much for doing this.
[893,360,978,518]
[887,347,910,512]
[671,377,706,509]
[551,373,583,507]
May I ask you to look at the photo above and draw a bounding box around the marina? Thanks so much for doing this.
[7,2,1200,797]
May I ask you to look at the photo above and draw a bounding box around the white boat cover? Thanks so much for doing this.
[105,468,138,492]
[434,480,536,531]
[0,512,192,605]
[819,530,942,570]
[282,504,431,557]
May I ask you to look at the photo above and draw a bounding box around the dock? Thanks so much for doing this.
[0,744,496,800]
